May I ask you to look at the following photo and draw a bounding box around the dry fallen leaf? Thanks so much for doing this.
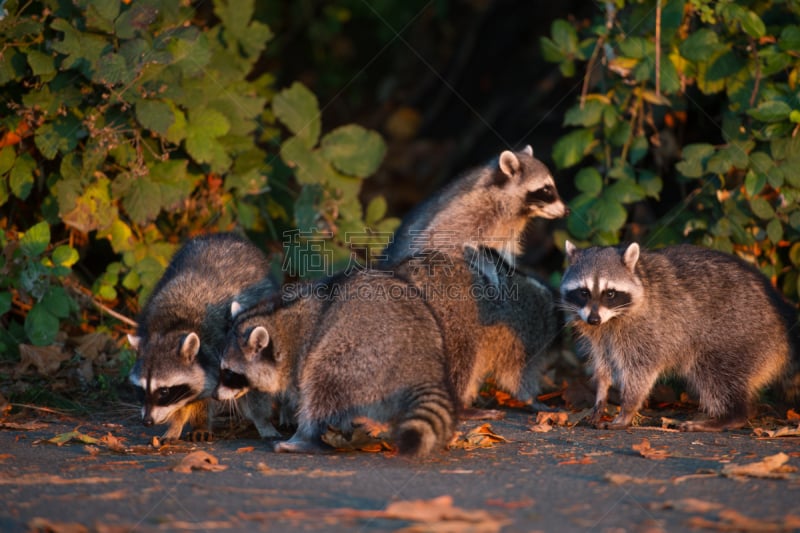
[449,424,507,450]
[0,421,49,431]
[557,456,595,466]
[46,429,101,447]
[605,473,667,485]
[383,495,508,532]
[172,451,228,473]
[16,344,71,377]
[687,509,800,532]
[632,438,671,460]
[235,446,255,454]
[322,419,394,453]
[99,433,126,452]
[721,452,797,480]
[787,409,800,422]
[753,425,800,438]
[655,498,725,513]
[28,517,89,533]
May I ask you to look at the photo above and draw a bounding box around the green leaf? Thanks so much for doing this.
[0,146,15,175]
[0,292,11,316]
[748,100,791,123]
[281,136,337,185]
[766,218,783,244]
[679,28,719,62]
[676,143,715,178]
[618,37,650,59]
[779,25,800,53]
[9,153,35,200]
[750,197,775,220]
[564,100,606,128]
[365,196,388,225]
[26,50,56,79]
[630,135,649,165]
[606,179,645,203]
[135,100,175,135]
[52,245,79,268]
[744,170,766,197]
[540,36,564,63]
[706,48,745,82]
[738,9,766,39]
[790,242,800,266]
[594,197,628,233]
[273,82,321,148]
[575,167,603,196]
[552,128,596,169]
[320,125,386,177]
[185,109,231,173]
[638,170,662,200]
[24,303,59,346]
[41,286,73,319]
[20,221,51,257]
[551,19,580,56]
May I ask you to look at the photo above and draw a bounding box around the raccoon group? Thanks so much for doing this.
[128,145,799,456]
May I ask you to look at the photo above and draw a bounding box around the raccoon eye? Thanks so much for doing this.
[606,289,616,299]
[579,288,590,298]
[157,387,170,400]
[525,186,555,205]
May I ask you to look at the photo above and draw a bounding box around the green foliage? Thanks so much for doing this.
[543,0,800,301]
[0,0,394,347]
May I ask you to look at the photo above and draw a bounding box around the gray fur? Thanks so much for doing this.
[384,146,568,266]
[128,233,276,439]
[561,242,797,431]
[383,146,567,411]
[218,273,456,458]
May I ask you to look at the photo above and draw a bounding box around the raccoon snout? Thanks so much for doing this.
[587,309,602,326]
[142,414,155,427]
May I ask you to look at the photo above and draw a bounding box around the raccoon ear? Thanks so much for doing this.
[247,326,270,360]
[127,334,141,351]
[522,145,533,156]
[181,332,201,362]
[497,150,521,184]
[564,240,578,263]
[623,243,640,272]
[231,300,243,319]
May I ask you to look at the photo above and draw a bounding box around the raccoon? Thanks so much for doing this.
[388,249,553,413]
[127,233,278,440]
[218,272,457,458]
[384,145,568,268]
[382,146,567,412]
[560,241,798,431]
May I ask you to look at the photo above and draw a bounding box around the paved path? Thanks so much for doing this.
[1,408,798,532]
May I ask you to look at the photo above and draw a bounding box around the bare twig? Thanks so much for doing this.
[748,36,762,108]
[655,0,662,98]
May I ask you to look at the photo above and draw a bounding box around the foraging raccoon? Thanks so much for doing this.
[218,272,457,458]
[383,146,567,411]
[128,233,278,440]
[384,145,568,268]
[560,241,798,431]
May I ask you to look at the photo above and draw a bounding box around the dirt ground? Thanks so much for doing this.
[1,403,799,533]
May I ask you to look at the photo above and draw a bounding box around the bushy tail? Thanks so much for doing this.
[394,383,456,458]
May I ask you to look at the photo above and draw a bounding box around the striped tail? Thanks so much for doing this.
[394,383,456,458]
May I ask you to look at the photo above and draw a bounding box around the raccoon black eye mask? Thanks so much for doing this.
[561,240,796,432]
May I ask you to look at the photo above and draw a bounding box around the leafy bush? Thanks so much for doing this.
[0,0,393,352]
[543,0,800,301]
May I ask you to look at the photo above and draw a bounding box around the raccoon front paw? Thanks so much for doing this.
[587,404,608,427]
[274,438,332,454]
[187,430,213,442]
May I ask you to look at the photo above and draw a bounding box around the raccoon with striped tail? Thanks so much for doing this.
[127,233,279,440]
[217,272,457,458]
[560,241,799,431]
[383,145,568,412]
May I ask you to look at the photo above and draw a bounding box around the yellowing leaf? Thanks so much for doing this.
[449,423,507,450]
[721,452,797,479]
[46,429,101,447]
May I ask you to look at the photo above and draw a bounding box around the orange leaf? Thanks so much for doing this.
[787,409,800,421]
[558,456,595,466]
[632,438,670,460]
[172,451,227,473]
[235,446,255,454]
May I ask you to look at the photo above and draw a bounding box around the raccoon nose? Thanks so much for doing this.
[587,312,601,326]
[142,415,154,427]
